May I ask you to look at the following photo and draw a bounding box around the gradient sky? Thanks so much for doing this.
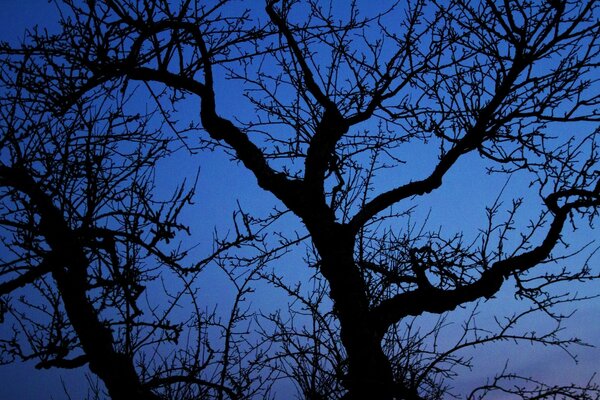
[0,1,598,399]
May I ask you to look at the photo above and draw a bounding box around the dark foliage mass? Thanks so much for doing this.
[0,1,599,399]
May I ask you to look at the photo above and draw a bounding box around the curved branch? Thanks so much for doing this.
[96,63,305,213]
[348,48,532,233]
[0,165,160,400]
[371,193,599,334]
[265,0,334,109]
[0,259,51,296]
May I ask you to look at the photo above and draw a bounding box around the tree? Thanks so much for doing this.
[1,0,599,399]
[0,27,272,400]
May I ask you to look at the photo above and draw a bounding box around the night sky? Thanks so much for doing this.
[0,1,598,399]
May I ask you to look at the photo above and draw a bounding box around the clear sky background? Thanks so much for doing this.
[0,1,598,399]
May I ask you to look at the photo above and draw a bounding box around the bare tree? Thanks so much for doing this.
[0,43,275,400]
[1,0,599,399]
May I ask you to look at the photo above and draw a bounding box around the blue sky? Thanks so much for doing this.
[0,1,598,399]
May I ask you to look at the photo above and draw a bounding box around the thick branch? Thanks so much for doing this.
[35,354,88,370]
[265,1,351,208]
[0,165,159,400]
[371,201,580,335]
[265,1,334,109]
[92,62,306,213]
[348,51,531,233]
[0,260,51,295]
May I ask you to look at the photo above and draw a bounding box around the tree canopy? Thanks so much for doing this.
[0,1,599,399]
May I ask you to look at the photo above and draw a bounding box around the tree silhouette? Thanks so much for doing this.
[1,1,599,399]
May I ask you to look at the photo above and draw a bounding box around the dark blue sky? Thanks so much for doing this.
[0,1,598,399]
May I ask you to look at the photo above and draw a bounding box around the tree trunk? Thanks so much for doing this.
[52,265,160,400]
[311,223,395,400]
[6,166,161,400]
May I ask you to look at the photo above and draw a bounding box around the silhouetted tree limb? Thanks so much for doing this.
[1,0,599,399]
